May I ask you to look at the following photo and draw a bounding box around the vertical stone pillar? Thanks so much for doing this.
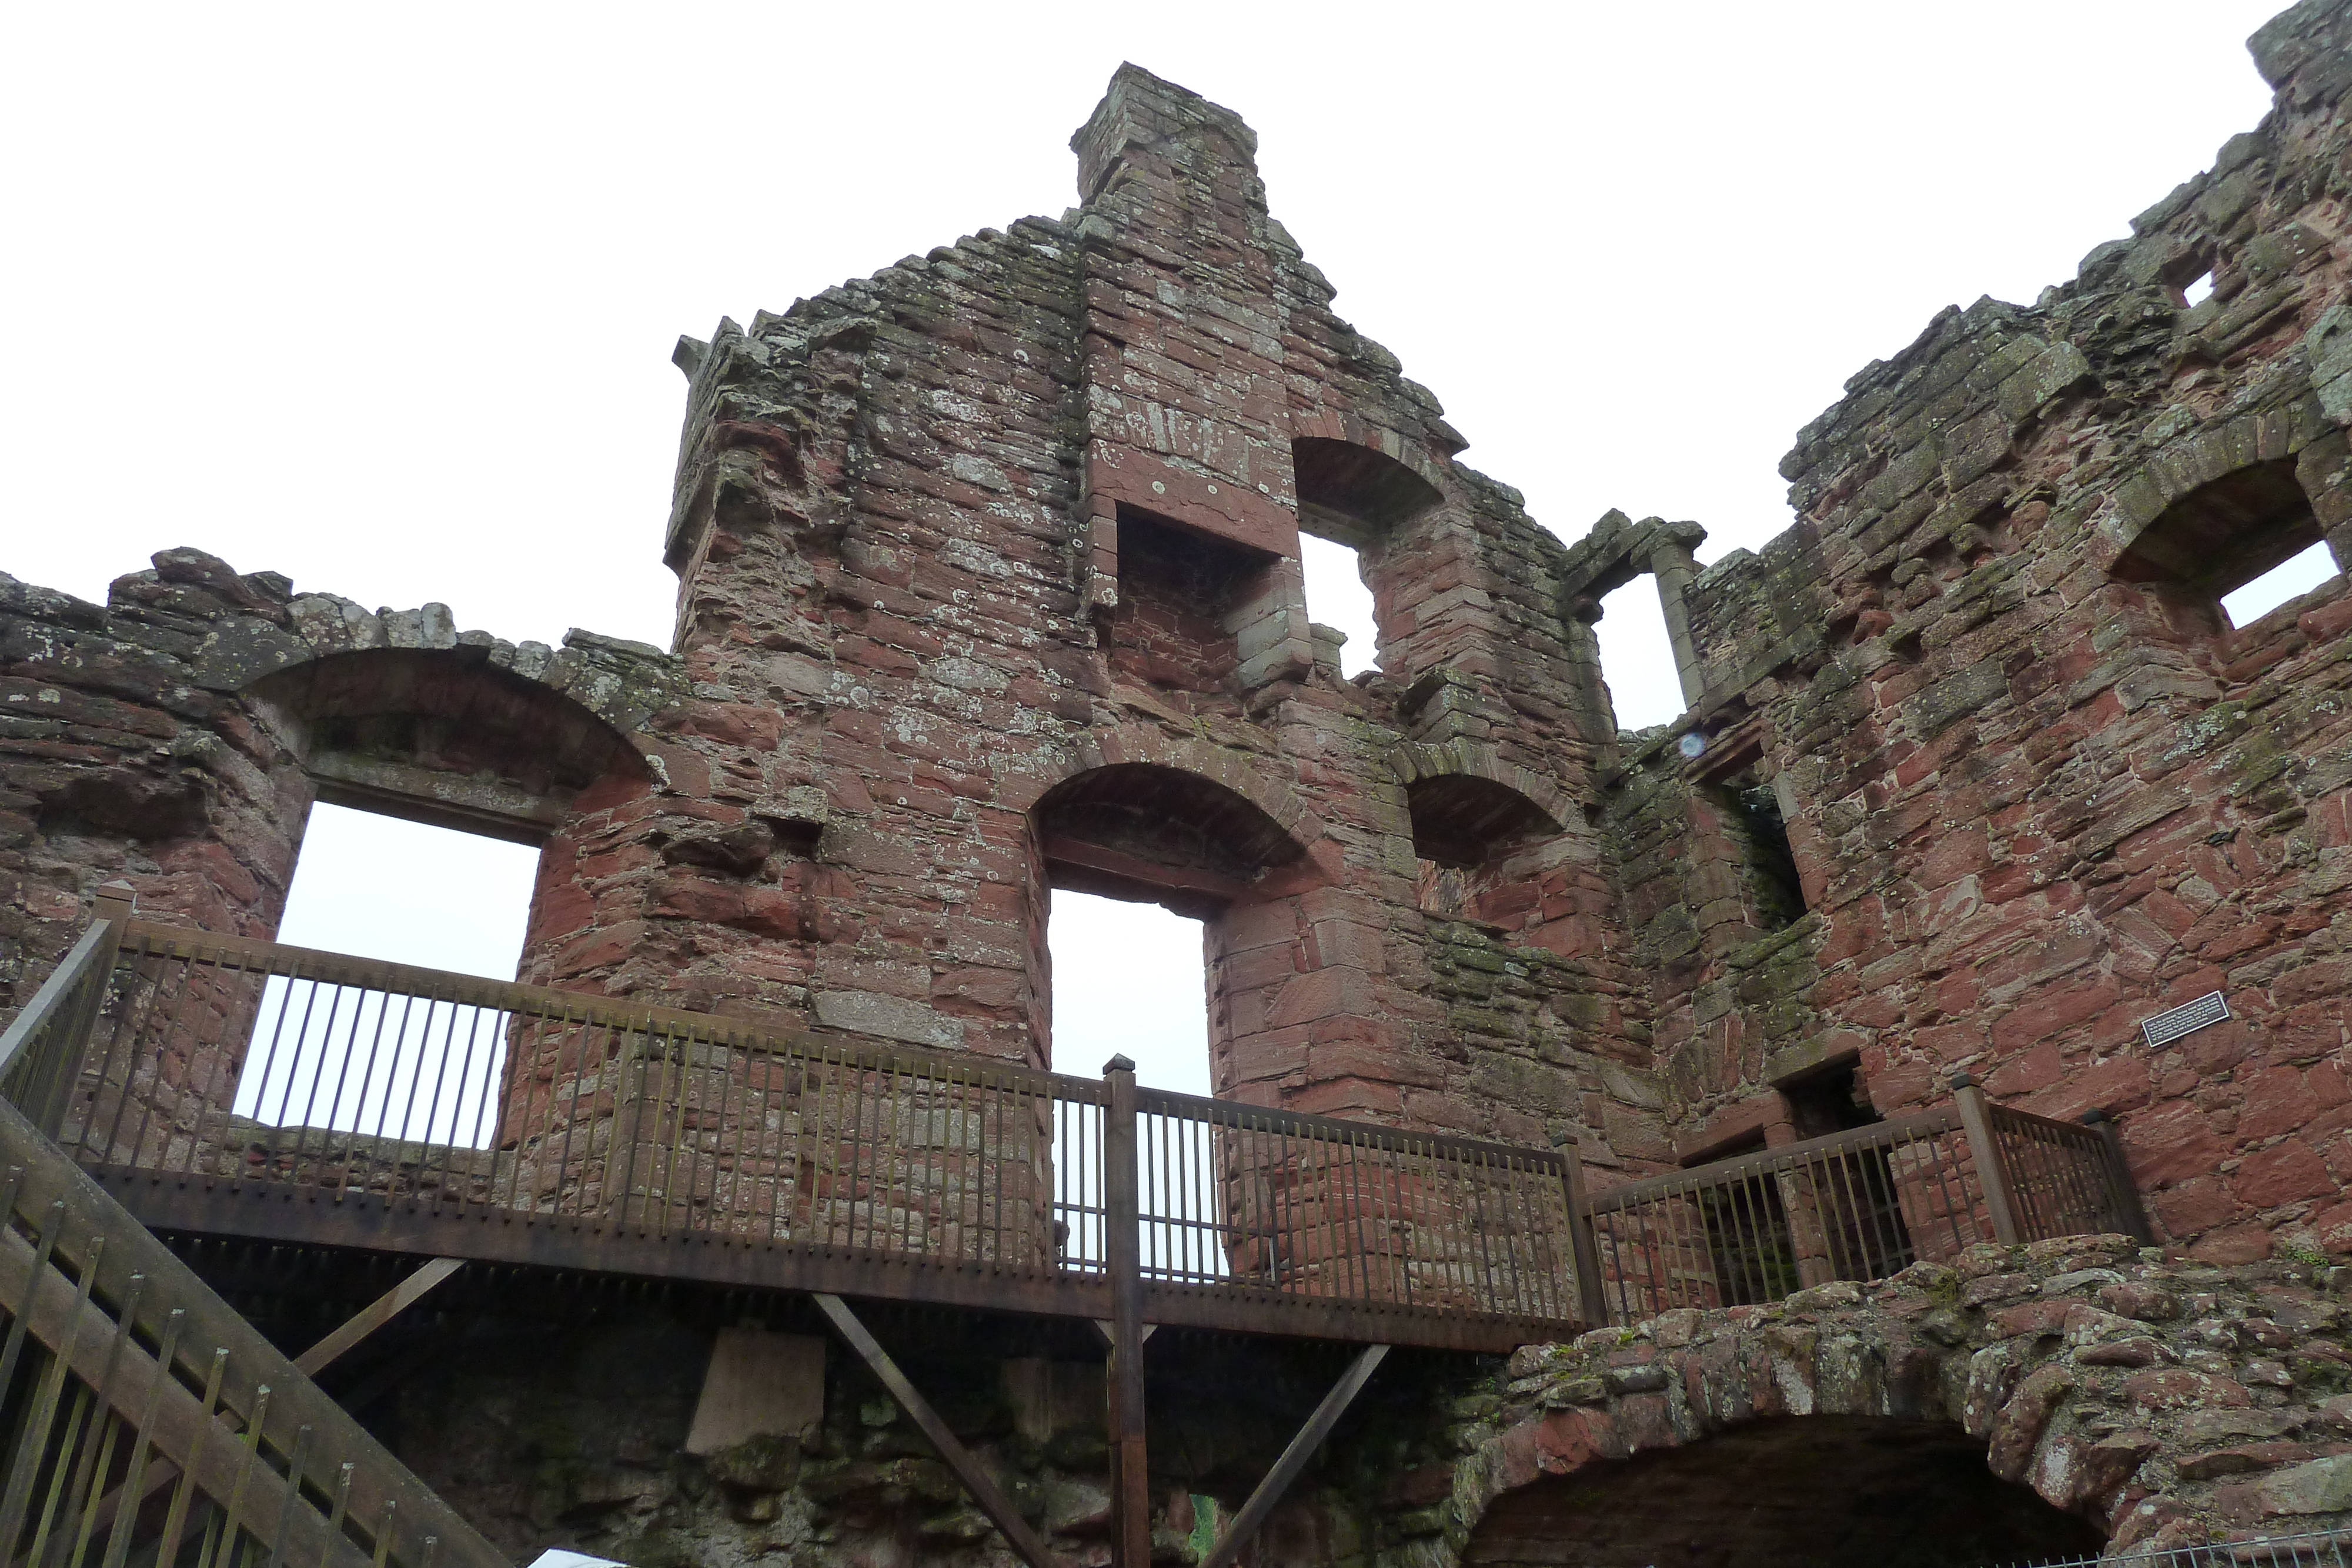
[1564,596,1621,778]
[1645,520,1710,712]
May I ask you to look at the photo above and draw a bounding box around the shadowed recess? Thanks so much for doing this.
[248,648,646,843]
[1035,763,1303,914]
[1407,773,1557,869]
[1293,436,1444,544]
[2113,457,2323,597]
[1465,1417,2103,1568]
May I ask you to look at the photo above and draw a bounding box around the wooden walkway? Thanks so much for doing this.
[11,912,1592,1356]
[0,901,2156,1568]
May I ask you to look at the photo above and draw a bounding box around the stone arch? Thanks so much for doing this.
[1290,410,1451,512]
[1396,1239,2352,1568]
[1014,730,1374,1099]
[1388,741,1566,870]
[1004,727,1334,887]
[1290,419,1448,546]
[214,600,684,844]
[2090,398,2347,580]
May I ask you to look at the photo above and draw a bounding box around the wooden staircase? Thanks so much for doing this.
[0,932,506,1568]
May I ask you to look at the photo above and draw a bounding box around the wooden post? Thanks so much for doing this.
[62,884,135,1124]
[2081,1109,2154,1244]
[1554,1134,1608,1329]
[1950,1073,2022,1246]
[1101,1054,1150,1568]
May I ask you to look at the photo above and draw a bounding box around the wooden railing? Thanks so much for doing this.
[25,914,1588,1350]
[0,902,2155,1343]
[1581,1076,2149,1323]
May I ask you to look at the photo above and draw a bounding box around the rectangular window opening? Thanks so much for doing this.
[1297,531,1379,678]
[1046,888,1208,1096]
[1594,580,1684,732]
[2220,538,2343,628]
[1045,888,1218,1281]
[231,801,541,1145]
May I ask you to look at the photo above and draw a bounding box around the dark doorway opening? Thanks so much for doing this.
[1465,1416,2103,1568]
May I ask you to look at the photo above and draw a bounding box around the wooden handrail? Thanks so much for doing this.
[1581,1108,1964,1215]
[1134,1082,1577,1167]
[0,1092,508,1568]
[117,918,1094,1100]
[115,917,1582,1170]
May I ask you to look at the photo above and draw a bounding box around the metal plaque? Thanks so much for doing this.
[2140,990,2230,1049]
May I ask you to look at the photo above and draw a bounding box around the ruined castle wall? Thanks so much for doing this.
[516,65,1661,1155]
[14,12,2352,1255]
[1609,0,2352,1249]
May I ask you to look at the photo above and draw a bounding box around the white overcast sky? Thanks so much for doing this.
[1,1,2291,1092]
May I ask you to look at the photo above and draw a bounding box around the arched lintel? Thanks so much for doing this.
[1005,727,1339,907]
[1291,413,1449,539]
[2089,396,2344,576]
[221,606,687,843]
[1390,742,1568,870]
[1389,743,1570,828]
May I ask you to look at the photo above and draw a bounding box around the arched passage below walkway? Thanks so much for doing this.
[1465,1415,2101,1568]
[1399,1239,2352,1568]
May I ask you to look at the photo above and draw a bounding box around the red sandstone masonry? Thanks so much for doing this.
[5,11,2351,1259]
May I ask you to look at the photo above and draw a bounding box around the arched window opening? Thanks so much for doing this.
[2114,457,2340,627]
[1593,580,1683,731]
[1031,758,1308,1105]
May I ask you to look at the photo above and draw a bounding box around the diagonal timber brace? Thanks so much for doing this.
[812,1294,1066,1568]
[1199,1343,1389,1568]
[295,1256,465,1375]
[82,1254,470,1560]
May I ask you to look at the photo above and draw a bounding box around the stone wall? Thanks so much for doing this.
[1416,1236,2352,1567]
[1597,0,2352,1260]
[6,4,2352,1263]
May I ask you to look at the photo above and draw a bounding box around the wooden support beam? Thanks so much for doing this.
[1199,1344,1389,1568]
[296,1257,465,1376]
[812,1294,1064,1568]
[1102,1057,1151,1568]
[91,1256,469,1538]
[1091,1320,1154,1348]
